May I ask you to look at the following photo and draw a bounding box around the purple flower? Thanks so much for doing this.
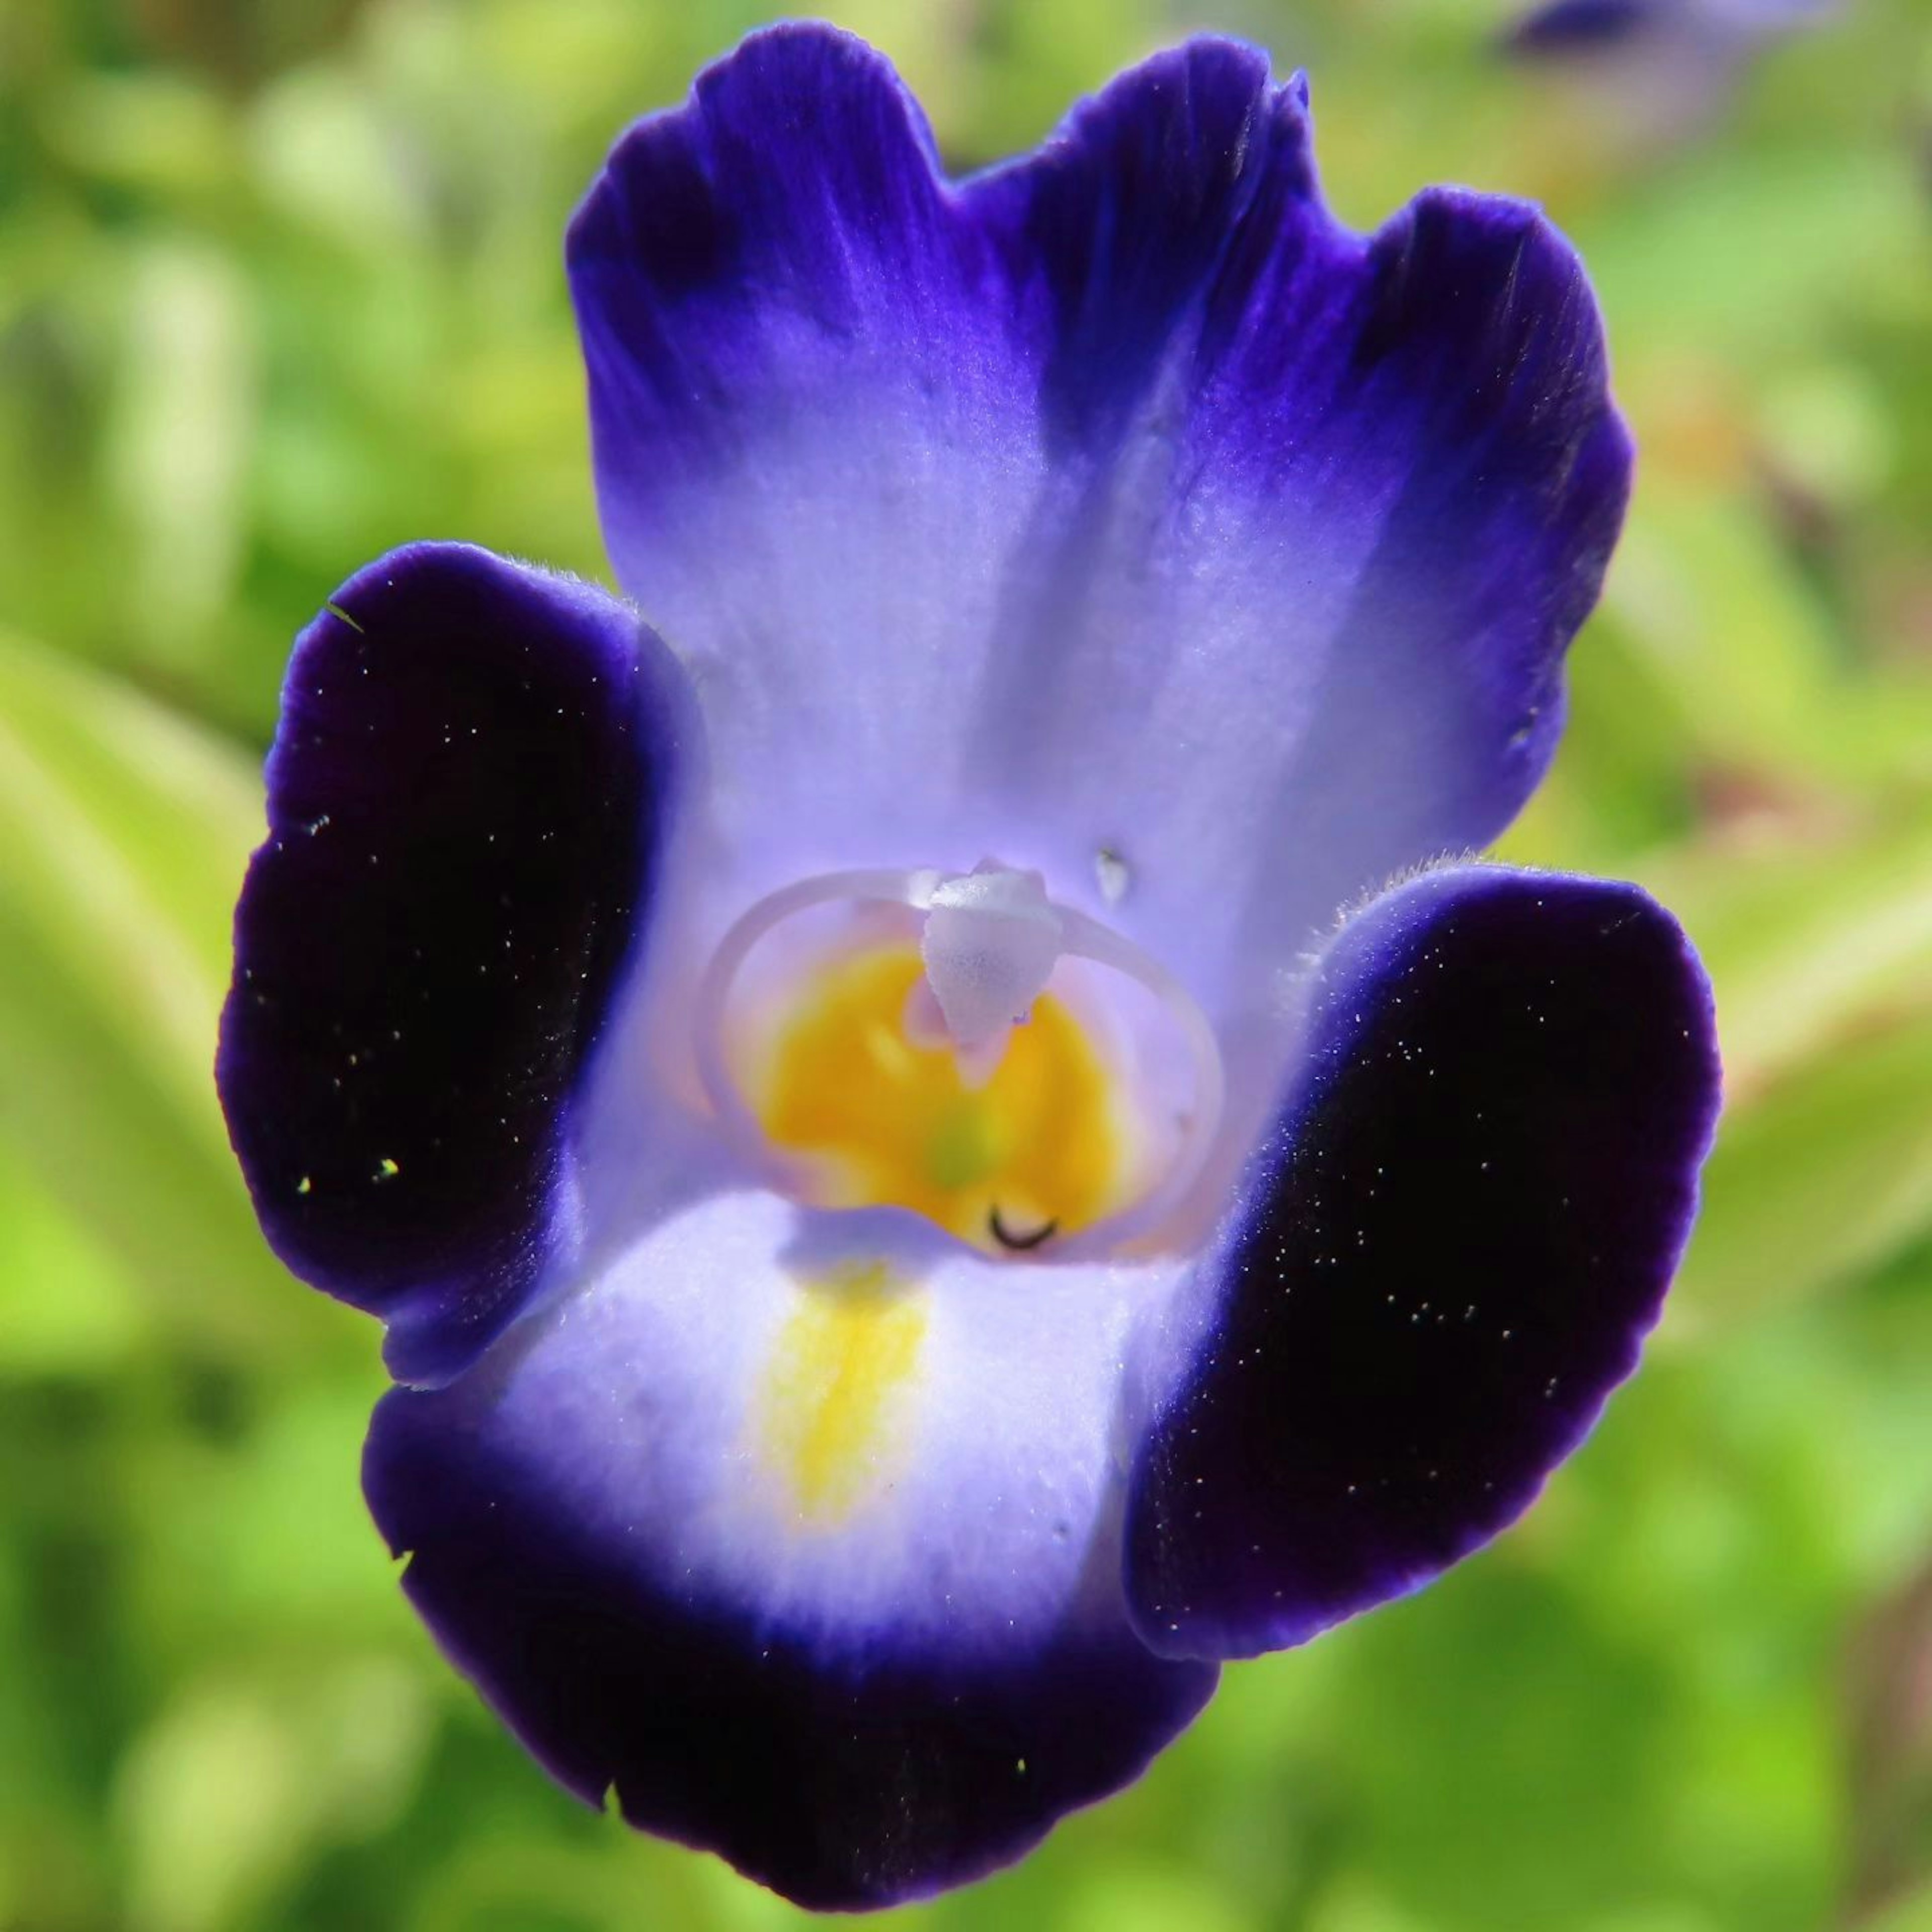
[1502,0,1834,140]
[217,26,1720,1911]
[1505,0,1827,52]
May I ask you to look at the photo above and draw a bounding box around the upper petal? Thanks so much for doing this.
[365,1193,1214,1906]
[569,28,1632,1010]
[568,25,1021,883]
[216,543,696,1385]
[1122,863,1720,1660]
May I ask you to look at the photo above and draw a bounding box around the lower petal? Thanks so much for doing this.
[1123,864,1720,1660]
[364,1194,1215,1908]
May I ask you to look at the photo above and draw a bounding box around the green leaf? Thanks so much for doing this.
[0,628,339,1360]
[1584,145,1926,370]
[1679,1014,1932,1321]
[0,1148,145,1374]
[1637,810,1932,1100]
[0,623,260,1123]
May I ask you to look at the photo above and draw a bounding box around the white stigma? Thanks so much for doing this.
[919,863,1063,1059]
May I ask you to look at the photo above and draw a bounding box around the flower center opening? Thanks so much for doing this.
[693,864,1224,1259]
[759,944,1118,1250]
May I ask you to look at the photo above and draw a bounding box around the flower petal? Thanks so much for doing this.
[567,23,1025,886]
[216,543,695,1385]
[569,28,1631,1009]
[1123,864,1720,1660]
[363,1195,1215,1907]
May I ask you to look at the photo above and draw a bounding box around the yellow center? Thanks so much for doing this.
[753,944,1123,1254]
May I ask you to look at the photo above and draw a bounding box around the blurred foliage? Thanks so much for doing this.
[2,0,1931,1927]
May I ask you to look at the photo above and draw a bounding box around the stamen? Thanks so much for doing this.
[693,863,1225,1256]
[1049,899,1225,1257]
[691,868,938,1187]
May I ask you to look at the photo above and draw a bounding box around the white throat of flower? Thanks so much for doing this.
[693,862,1226,1257]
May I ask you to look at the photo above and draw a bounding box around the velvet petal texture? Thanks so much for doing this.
[569,26,1632,1010]
[217,543,694,1385]
[364,1198,1217,1909]
[1125,864,1721,1660]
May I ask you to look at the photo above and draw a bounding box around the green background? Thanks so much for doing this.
[3,0,1932,1926]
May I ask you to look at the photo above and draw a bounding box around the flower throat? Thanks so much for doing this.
[693,864,1225,1259]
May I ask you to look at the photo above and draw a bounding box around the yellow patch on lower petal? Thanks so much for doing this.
[759,1261,926,1524]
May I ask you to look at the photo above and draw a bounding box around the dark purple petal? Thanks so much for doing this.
[568,27,1632,1021]
[216,543,694,1386]
[1124,865,1720,1660]
[363,1193,1218,1909]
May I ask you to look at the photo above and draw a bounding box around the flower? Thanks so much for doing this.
[217,24,1721,1911]
[1501,0,1833,142]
